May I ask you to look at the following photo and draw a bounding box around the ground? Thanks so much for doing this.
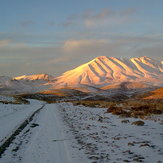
[0,100,163,163]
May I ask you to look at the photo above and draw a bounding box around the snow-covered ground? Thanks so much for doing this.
[0,102,86,163]
[58,103,163,163]
[0,101,163,163]
[0,95,15,102]
[0,100,44,146]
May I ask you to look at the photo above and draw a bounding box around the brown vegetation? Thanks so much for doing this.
[106,102,163,118]
[132,120,145,126]
[0,96,29,104]
[71,100,115,108]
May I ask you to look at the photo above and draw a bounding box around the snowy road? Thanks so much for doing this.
[0,103,80,163]
[0,100,43,146]
[0,101,163,163]
[22,104,73,163]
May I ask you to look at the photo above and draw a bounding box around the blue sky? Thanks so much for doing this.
[0,0,163,76]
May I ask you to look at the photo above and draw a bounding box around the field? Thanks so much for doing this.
[0,94,162,163]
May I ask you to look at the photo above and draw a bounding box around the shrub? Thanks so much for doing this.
[132,120,145,126]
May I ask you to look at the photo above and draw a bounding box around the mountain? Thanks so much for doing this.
[101,81,151,90]
[0,74,53,95]
[14,73,53,81]
[53,56,163,88]
[141,87,163,100]
[0,56,162,95]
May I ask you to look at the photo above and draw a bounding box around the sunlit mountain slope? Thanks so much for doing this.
[53,56,163,88]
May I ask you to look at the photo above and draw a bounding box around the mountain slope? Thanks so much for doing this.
[0,74,53,95]
[53,56,163,88]
[0,56,162,95]
[14,73,53,81]
[142,87,163,100]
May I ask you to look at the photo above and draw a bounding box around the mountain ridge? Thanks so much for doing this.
[53,56,163,88]
[14,73,54,81]
[0,56,162,95]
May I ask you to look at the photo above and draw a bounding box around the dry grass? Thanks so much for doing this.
[106,100,163,118]
[0,96,29,104]
[71,98,163,119]
[17,87,163,119]
[20,93,58,103]
[131,120,145,126]
[40,88,89,97]
[71,100,116,108]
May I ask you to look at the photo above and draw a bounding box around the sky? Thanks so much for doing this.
[0,0,163,77]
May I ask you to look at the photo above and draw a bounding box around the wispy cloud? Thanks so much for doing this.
[0,35,162,76]
[83,8,111,27]
[63,39,108,52]
[84,8,136,28]
[0,40,11,47]
[20,20,35,27]
[60,36,163,62]
[63,8,136,28]
[48,21,56,27]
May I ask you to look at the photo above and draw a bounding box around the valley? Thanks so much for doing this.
[0,56,162,163]
[0,97,162,163]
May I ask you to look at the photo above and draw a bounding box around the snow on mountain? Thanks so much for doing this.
[0,56,162,95]
[0,74,53,95]
[53,56,163,88]
[101,81,151,90]
[14,73,53,81]
[0,76,12,85]
[0,76,18,89]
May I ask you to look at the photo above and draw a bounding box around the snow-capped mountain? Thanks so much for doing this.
[53,56,163,88]
[0,74,53,95]
[14,73,53,81]
[0,56,162,95]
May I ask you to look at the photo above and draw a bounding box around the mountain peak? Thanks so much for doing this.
[95,56,120,61]
[131,56,152,61]
[95,56,108,60]
[140,56,150,59]
[54,56,163,88]
[95,56,153,61]
[14,73,54,81]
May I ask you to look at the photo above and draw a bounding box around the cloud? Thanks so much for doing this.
[84,8,136,28]
[20,20,35,27]
[82,8,111,19]
[0,40,11,47]
[0,35,162,77]
[63,39,108,52]
[83,8,113,27]
[61,36,163,64]
[48,21,56,26]
[0,63,9,68]
[0,40,28,49]
[120,8,136,15]
[63,8,136,28]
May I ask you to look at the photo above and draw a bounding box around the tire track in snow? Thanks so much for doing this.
[21,104,73,163]
[0,104,45,158]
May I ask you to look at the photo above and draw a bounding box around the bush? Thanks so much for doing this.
[106,101,163,119]
[132,120,145,126]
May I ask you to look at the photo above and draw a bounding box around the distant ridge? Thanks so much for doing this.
[0,56,162,95]
[0,74,53,95]
[14,73,53,81]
